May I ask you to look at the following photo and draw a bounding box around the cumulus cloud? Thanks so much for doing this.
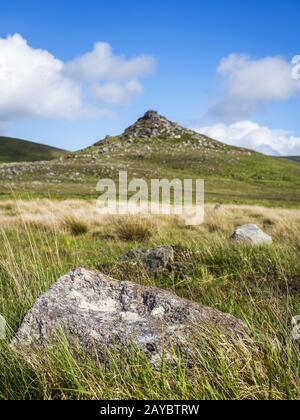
[195,121,300,156]
[65,41,155,82]
[0,34,155,123]
[209,54,300,121]
[0,34,82,120]
[93,80,144,105]
[65,41,155,107]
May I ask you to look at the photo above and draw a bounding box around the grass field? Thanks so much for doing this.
[1,132,300,207]
[0,200,299,400]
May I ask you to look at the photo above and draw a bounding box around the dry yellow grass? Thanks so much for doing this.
[0,199,299,241]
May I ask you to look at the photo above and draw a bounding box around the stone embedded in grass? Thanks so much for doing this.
[231,224,273,245]
[214,204,223,211]
[11,268,249,367]
[123,246,174,277]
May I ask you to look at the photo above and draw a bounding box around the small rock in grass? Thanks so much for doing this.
[123,246,174,277]
[231,224,272,245]
[214,204,223,211]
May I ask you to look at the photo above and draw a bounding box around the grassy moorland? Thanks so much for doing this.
[1,127,300,207]
[0,200,299,400]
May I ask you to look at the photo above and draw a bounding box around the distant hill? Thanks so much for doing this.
[0,136,67,163]
[280,156,300,163]
[1,111,300,206]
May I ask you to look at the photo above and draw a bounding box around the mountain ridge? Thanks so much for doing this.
[0,111,300,206]
[78,110,256,160]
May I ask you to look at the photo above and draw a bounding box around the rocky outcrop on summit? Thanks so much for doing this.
[86,110,225,161]
[12,268,249,366]
[52,110,252,168]
[122,110,193,140]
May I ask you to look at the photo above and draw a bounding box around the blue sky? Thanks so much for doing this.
[0,0,300,155]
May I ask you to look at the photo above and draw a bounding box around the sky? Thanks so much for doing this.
[0,0,300,155]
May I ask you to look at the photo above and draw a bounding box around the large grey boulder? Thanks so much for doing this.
[12,268,249,366]
[123,246,174,277]
[231,224,272,245]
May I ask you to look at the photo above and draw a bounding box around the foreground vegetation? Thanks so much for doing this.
[0,200,299,400]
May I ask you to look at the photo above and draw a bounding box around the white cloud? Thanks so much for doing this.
[65,41,155,82]
[65,41,155,107]
[93,80,143,105]
[0,34,82,120]
[195,121,300,156]
[209,54,300,121]
[0,34,155,123]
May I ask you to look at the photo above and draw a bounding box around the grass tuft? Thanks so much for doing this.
[63,216,89,236]
[113,217,155,242]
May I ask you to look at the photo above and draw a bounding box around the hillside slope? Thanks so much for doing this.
[280,156,300,163]
[0,136,66,163]
[0,111,300,206]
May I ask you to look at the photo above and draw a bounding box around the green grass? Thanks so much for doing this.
[0,207,299,400]
[0,136,67,163]
[1,132,300,207]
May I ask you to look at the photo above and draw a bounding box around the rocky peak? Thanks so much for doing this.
[143,110,160,120]
[123,110,188,140]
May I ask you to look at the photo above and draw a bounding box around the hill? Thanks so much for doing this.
[280,156,300,163]
[0,111,300,206]
[0,136,67,163]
